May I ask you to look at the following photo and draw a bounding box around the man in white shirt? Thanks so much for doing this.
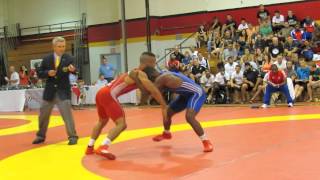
[5,66,19,87]
[224,56,238,80]
[95,74,108,86]
[238,18,249,31]
[273,55,287,71]
[231,65,244,103]
[214,69,230,103]
[198,53,209,69]
[272,10,285,32]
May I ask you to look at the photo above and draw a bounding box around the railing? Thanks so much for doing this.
[20,20,81,36]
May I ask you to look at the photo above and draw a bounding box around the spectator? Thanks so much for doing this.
[259,20,273,38]
[200,70,215,103]
[300,40,314,61]
[284,36,299,57]
[172,45,185,62]
[99,57,115,82]
[207,31,223,53]
[242,63,260,103]
[254,48,264,66]
[307,63,320,102]
[294,59,310,100]
[198,53,209,69]
[209,17,222,32]
[214,68,230,103]
[95,74,108,86]
[167,54,180,72]
[237,30,249,55]
[195,25,207,48]
[273,55,287,70]
[182,51,192,65]
[222,30,235,45]
[287,10,299,27]
[272,10,285,32]
[19,65,29,86]
[257,4,270,24]
[290,24,307,42]
[238,18,249,31]
[261,54,272,75]
[254,34,266,50]
[269,37,284,61]
[222,43,238,62]
[284,60,297,80]
[302,16,315,40]
[225,56,238,79]
[5,66,19,88]
[69,72,78,85]
[222,14,237,37]
[230,65,244,103]
[279,22,293,42]
[191,58,206,84]
[246,23,257,41]
[262,64,293,108]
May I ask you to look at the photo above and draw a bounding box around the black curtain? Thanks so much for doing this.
[0,51,7,86]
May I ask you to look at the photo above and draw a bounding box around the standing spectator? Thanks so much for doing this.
[172,45,185,62]
[238,18,249,31]
[242,63,260,103]
[257,4,270,24]
[294,59,310,100]
[5,66,19,88]
[19,65,29,86]
[269,37,284,61]
[262,64,293,108]
[287,10,299,27]
[32,36,78,145]
[307,63,320,102]
[272,10,285,33]
[167,54,180,72]
[95,74,108,86]
[99,57,116,82]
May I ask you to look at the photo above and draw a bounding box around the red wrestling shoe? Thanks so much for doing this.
[85,146,95,155]
[95,145,116,160]
[152,132,172,142]
[202,140,213,152]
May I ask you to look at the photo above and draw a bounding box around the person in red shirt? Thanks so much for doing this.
[262,64,293,108]
[19,65,29,86]
[167,54,180,72]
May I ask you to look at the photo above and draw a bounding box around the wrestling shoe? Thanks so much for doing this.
[95,145,116,160]
[85,146,95,155]
[152,131,172,142]
[202,140,213,152]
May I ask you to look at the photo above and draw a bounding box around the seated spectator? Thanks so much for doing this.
[254,48,264,66]
[225,56,238,79]
[222,14,237,37]
[182,51,192,65]
[284,61,297,80]
[214,68,230,103]
[287,10,299,27]
[261,54,272,75]
[246,23,257,41]
[5,66,19,88]
[167,54,180,72]
[200,70,215,103]
[302,16,315,40]
[254,34,267,50]
[195,25,207,48]
[222,43,238,62]
[207,31,223,53]
[269,37,284,61]
[294,59,310,99]
[300,40,314,61]
[209,17,222,32]
[198,53,209,69]
[307,63,320,101]
[171,45,185,62]
[238,18,249,31]
[222,30,235,45]
[19,65,29,86]
[279,22,293,42]
[257,4,270,24]
[191,58,206,84]
[237,30,249,55]
[262,64,293,108]
[69,72,78,85]
[95,74,108,86]
[284,36,299,57]
[230,65,244,103]
[272,10,285,33]
[290,24,307,42]
[273,55,287,71]
[242,63,260,103]
[259,20,273,38]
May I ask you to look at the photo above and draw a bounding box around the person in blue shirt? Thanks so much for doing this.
[294,59,310,99]
[142,67,213,153]
[99,57,116,82]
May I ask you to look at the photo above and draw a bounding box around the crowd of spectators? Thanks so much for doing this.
[167,4,320,104]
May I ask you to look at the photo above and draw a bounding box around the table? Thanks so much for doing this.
[0,90,26,112]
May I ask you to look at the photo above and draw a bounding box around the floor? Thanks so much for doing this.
[1,104,320,180]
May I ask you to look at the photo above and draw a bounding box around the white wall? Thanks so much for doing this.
[0,0,8,27]
[86,0,119,25]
